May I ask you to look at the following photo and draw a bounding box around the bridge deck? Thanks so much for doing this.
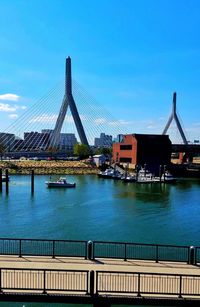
[0,254,198,274]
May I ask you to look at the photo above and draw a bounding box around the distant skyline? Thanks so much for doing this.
[0,0,200,143]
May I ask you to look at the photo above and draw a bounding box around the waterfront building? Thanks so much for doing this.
[20,130,78,151]
[59,133,78,150]
[0,132,15,151]
[114,134,124,143]
[113,133,171,174]
[94,133,112,147]
[23,131,50,150]
[92,154,106,166]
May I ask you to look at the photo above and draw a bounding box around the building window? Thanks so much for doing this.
[120,157,132,163]
[120,144,132,150]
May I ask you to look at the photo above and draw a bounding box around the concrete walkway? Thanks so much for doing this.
[0,254,199,275]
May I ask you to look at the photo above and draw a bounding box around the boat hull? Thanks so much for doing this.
[46,182,76,188]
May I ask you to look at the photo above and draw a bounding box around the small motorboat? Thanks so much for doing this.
[121,173,136,182]
[45,177,76,188]
[136,168,159,184]
[161,171,177,183]
[98,168,115,179]
[2,175,10,182]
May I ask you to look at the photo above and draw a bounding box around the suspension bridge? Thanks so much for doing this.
[0,57,199,157]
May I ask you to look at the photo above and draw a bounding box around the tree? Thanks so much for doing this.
[47,146,59,160]
[96,147,112,156]
[73,144,90,159]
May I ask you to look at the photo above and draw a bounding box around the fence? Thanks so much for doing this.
[0,238,197,264]
[0,268,89,294]
[0,238,87,258]
[195,247,200,265]
[96,270,200,298]
[93,241,190,263]
[1,268,200,300]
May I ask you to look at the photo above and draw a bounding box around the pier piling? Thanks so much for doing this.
[5,169,9,195]
[0,169,2,192]
[31,170,34,195]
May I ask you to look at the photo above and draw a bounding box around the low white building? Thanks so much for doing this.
[92,154,106,167]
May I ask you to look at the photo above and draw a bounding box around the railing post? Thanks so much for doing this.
[52,240,55,258]
[124,243,127,261]
[0,169,2,192]
[195,247,197,266]
[179,275,182,298]
[137,273,141,297]
[19,239,22,257]
[88,241,93,260]
[43,270,46,294]
[0,268,1,292]
[156,245,158,263]
[85,241,87,259]
[189,246,195,265]
[90,270,95,296]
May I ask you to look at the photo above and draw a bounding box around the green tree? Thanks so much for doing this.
[73,144,90,159]
[97,147,112,156]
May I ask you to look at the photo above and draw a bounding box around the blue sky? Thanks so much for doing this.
[0,0,200,143]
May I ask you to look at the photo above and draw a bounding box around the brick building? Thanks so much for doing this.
[113,134,171,174]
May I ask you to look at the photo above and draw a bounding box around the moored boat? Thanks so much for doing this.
[161,171,177,183]
[98,168,115,179]
[2,175,10,182]
[121,173,136,182]
[45,177,76,188]
[136,168,159,184]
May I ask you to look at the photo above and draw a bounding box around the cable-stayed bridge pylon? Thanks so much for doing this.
[162,92,188,145]
[49,57,89,148]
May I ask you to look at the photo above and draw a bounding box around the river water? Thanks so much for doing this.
[0,174,200,306]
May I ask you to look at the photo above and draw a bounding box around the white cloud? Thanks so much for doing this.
[94,118,106,125]
[0,103,17,112]
[8,114,18,119]
[29,114,58,123]
[0,93,20,102]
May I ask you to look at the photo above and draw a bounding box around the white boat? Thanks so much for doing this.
[45,177,76,188]
[161,171,176,183]
[136,168,159,183]
[98,168,115,179]
[2,175,10,182]
[121,173,136,182]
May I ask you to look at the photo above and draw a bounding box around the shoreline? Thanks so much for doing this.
[0,160,99,175]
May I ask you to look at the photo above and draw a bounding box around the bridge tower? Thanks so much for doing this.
[49,57,89,148]
[162,92,188,145]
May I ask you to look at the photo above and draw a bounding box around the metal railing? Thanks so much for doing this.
[0,238,196,264]
[92,241,190,263]
[195,247,200,265]
[0,238,88,258]
[1,268,200,299]
[96,270,200,298]
[0,268,89,294]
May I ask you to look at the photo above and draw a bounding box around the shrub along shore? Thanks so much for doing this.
[0,160,99,175]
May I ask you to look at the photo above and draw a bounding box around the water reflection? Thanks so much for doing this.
[116,182,170,204]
